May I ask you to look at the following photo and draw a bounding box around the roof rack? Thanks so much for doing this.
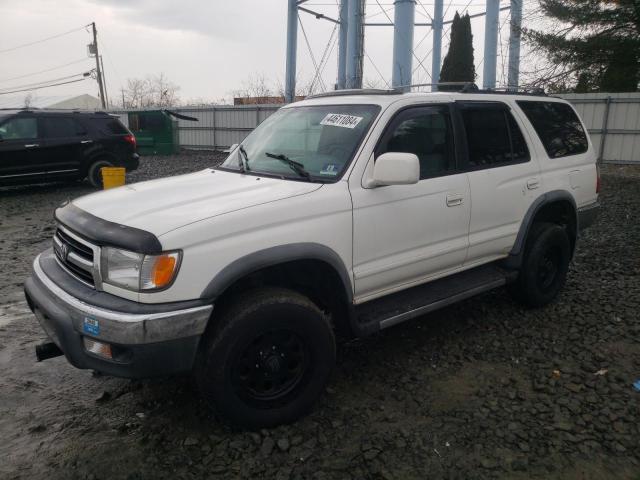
[308,82,547,99]
[308,88,399,98]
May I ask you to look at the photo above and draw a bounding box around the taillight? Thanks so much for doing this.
[124,134,136,149]
[596,164,601,194]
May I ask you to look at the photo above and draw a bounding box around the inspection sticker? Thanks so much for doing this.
[83,316,100,336]
[320,113,363,129]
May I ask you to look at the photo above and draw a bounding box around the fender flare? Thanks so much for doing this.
[505,190,577,267]
[200,243,354,303]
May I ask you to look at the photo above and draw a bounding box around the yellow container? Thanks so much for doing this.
[101,167,126,190]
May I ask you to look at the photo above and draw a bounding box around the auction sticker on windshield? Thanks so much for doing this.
[320,113,363,129]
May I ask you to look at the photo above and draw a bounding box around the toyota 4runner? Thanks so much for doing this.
[24,88,600,428]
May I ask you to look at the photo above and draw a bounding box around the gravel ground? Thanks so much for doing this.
[0,154,639,480]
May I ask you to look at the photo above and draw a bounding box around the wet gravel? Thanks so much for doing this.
[1,155,639,479]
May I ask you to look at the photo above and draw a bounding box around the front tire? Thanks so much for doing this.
[509,222,571,308]
[196,288,336,429]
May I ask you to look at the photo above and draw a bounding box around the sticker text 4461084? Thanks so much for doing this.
[320,113,363,129]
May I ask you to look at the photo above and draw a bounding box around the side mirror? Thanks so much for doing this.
[223,143,238,153]
[371,152,420,186]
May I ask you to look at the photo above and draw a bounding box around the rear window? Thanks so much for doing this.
[516,101,588,158]
[92,117,129,135]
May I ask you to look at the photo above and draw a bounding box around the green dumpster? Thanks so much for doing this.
[127,110,197,156]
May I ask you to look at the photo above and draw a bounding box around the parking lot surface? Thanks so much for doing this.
[1,155,639,479]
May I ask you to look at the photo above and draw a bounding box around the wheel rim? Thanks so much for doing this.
[537,246,561,291]
[231,330,309,404]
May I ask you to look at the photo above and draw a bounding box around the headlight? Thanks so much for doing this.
[101,247,181,291]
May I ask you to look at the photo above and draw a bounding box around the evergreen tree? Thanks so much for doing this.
[439,12,475,90]
[525,0,640,92]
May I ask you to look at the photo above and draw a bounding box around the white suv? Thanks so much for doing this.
[25,88,600,428]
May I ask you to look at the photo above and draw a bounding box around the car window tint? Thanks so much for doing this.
[460,105,530,168]
[378,106,455,179]
[93,117,129,135]
[0,117,37,140]
[516,101,588,158]
[42,117,86,138]
[507,113,529,163]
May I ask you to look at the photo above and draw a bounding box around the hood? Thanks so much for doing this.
[72,169,322,236]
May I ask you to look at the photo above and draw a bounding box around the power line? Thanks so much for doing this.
[0,25,89,54]
[309,22,339,94]
[298,14,328,92]
[0,58,90,84]
[0,77,90,95]
[0,72,92,92]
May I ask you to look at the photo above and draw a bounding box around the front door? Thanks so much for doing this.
[351,104,471,303]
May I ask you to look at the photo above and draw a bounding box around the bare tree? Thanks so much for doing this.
[122,73,180,109]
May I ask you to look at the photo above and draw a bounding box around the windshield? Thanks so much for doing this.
[220,104,380,181]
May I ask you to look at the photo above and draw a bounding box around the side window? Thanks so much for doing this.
[0,117,38,140]
[42,117,86,138]
[94,117,129,135]
[516,101,588,158]
[459,103,530,168]
[378,106,455,179]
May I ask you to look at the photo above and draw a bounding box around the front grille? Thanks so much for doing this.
[53,227,96,287]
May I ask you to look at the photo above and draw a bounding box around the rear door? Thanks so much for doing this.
[455,101,541,265]
[0,114,43,181]
[40,115,89,178]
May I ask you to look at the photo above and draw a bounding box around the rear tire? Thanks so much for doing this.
[87,158,113,188]
[195,287,335,429]
[509,222,571,308]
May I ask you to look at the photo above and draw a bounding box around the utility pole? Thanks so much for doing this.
[391,0,415,91]
[337,0,348,89]
[121,88,125,108]
[100,55,109,107]
[284,0,298,103]
[482,0,500,89]
[507,0,522,90]
[431,0,443,91]
[90,22,106,108]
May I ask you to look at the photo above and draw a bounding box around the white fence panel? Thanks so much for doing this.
[112,95,640,163]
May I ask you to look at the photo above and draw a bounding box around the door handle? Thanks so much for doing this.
[446,194,464,207]
[24,144,39,148]
[80,140,93,144]
[526,178,540,190]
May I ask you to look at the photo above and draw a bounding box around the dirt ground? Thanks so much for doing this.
[1,153,639,480]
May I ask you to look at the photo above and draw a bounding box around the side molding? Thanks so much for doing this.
[200,243,353,303]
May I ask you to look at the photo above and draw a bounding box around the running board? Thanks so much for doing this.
[354,264,517,333]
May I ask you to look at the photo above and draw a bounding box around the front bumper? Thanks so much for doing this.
[24,253,212,378]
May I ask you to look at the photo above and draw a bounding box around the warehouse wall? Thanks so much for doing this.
[112,93,640,163]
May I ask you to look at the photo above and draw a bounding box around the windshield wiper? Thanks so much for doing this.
[265,152,311,180]
[238,145,250,173]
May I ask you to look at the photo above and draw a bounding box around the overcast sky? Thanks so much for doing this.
[0,0,515,107]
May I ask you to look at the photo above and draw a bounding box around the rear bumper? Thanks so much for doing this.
[578,201,600,231]
[24,253,212,378]
[123,153,139,172]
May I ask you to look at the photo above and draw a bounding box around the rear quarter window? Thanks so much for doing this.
[516,100,588,158]
[91,117,129,135]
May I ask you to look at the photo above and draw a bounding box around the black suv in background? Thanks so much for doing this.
[0,109,139,187]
